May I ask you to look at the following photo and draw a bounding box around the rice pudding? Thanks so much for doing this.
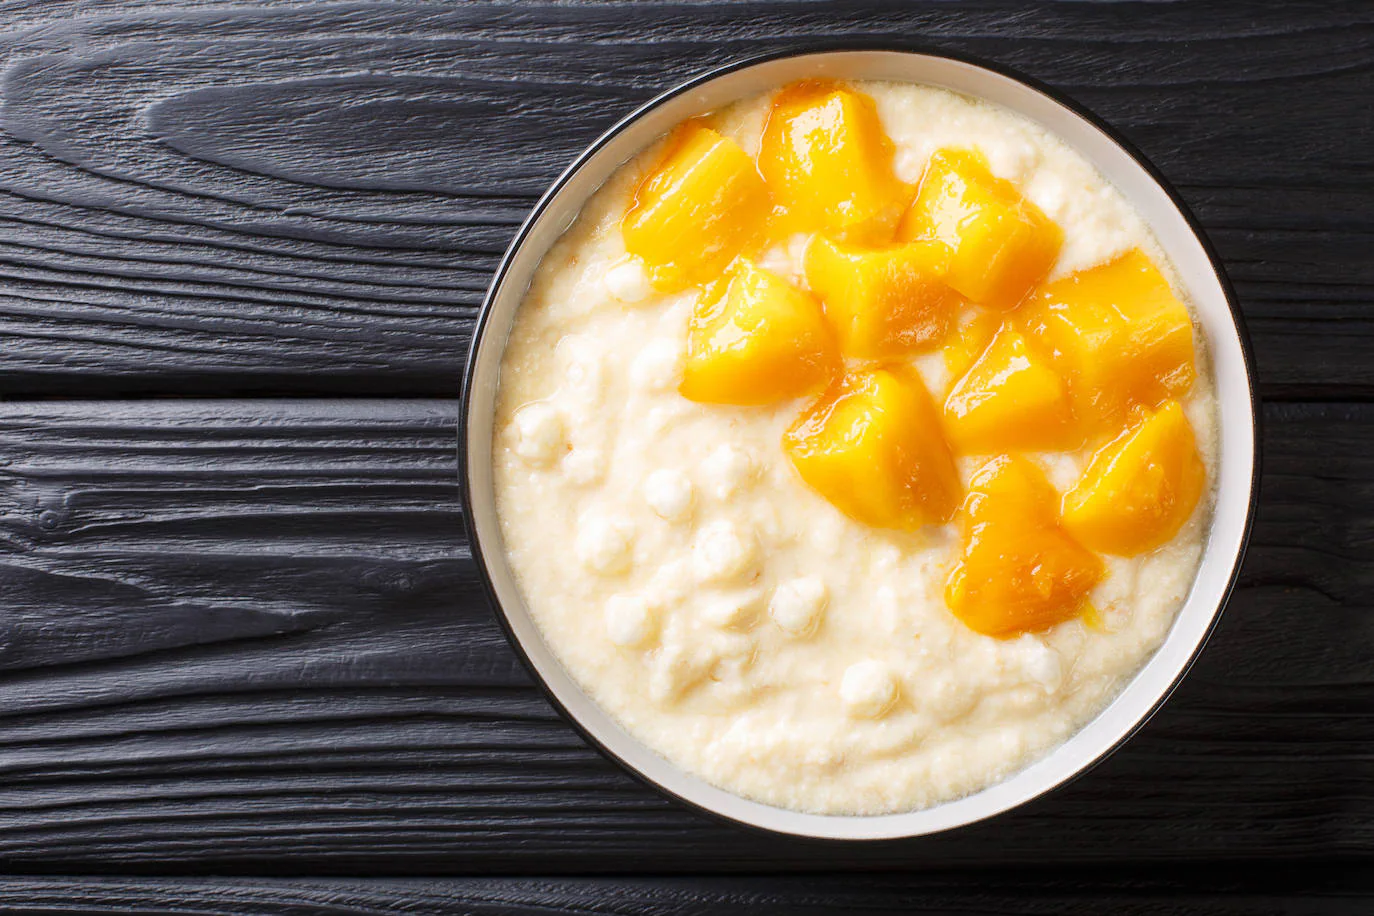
[492,79,1218,815]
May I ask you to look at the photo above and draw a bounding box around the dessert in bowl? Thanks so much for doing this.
[461,51,1257,838]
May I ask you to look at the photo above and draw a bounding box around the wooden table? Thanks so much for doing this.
[0,1,1368,912]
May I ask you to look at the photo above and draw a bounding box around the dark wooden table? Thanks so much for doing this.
[0,1,1368,912]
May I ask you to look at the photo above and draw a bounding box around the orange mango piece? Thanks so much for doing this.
[944,324,1078,454]
[1018,248,1197,428]
[942,308,1002,380]
[784,368,960,531]
[947,455,1103,638]
[897,149,1062,309]
[680,260,837,406]
[622,123,769,293]
[758,81,910,243]
[1062,400,1207,556]
[803,235,959,359]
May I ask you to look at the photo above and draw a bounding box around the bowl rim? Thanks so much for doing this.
[458,43,1262,840]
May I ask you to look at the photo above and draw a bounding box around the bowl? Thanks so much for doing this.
[459,48,1259,839]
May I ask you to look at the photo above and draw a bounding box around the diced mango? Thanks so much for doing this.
[946,455,1103,638]
[680,260,838,405]
[803,235,959,359]
[622,123,769,293]
[758,81,910,243]
[1062,400,1207,556]
[943,324,1078,454]
[942,308,1002,380]
[1018,249,1197,427]
[783,368,960,531]
[897,149,1062,309]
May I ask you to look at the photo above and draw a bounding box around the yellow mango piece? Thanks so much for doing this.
[1062,400,1206,556]
[758,81,910,243]
[1018,249,1197,427]
[944,324,1078,454]
[622,123,769,293]
[680,260,837,406]
[947,455,1103,638]
[803,235,959,359]
[897,149,1062,309]
[942,308,1001,380]
[784,368,960,531]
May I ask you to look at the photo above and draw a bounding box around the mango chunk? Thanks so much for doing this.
[784,368,960,531]
[803,235,959,359]
[1018,248,1197,427]
[944,324,1078,454]
[1062,400,1206,556]
[942,308,1001,380]
[622,123,769,293]
[758,81,910,243]
[897,149,1062,309]
[680,260,837,406]
[947,455,1103,638]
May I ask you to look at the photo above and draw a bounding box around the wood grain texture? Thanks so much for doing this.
[0,0,1364,394]
[0,0,1367,901]
[0,398,1364,873]
[0,869,1368,915]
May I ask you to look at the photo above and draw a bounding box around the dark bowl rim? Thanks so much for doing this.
[456,43,1263,842]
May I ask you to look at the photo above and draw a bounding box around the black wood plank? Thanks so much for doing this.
[0,399,516,692]
[0,869,1367,915]
[0,1,1365,395]
[0,397,1364,873]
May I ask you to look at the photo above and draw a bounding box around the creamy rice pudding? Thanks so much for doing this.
[491,79,1217,815]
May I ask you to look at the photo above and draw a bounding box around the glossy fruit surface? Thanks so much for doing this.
[942,309,1002,380]
[622,123,769,292]
[803,235,959,358]
[898,148,1062,309]
[1018,248,1196,428]
[680,260,838,405]
[947,455,1103,637]
[784,368,960,531]
[1062,400,1207,556]
[944,324,1078,454]
[758,82,910,243]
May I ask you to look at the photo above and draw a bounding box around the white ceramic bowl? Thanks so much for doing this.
[460,49,1259,840]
